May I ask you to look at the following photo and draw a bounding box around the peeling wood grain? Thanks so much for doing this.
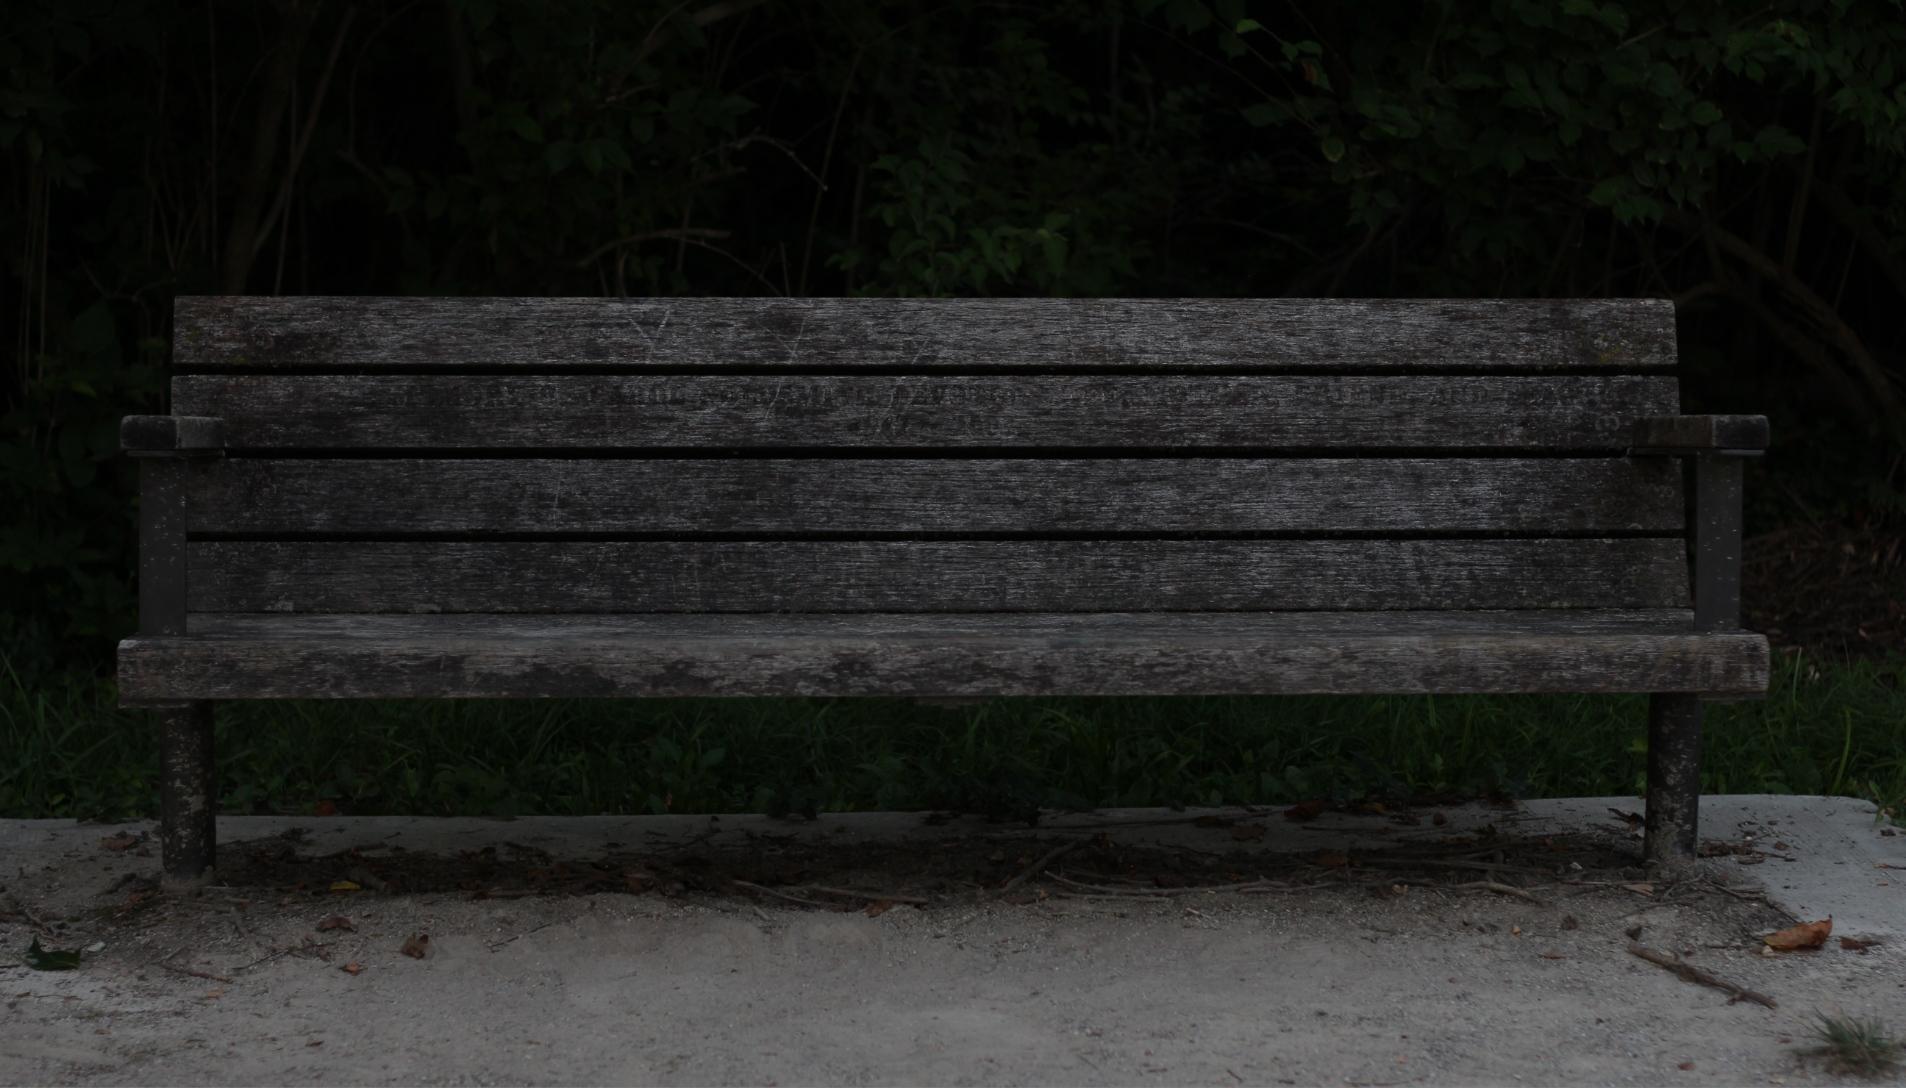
[173,296,1679,371]
[1630,414,1770,452]
[117,611,1770,700]
[184,457,1686,534]
[187,539,1692,613]
[172,374,1681,449]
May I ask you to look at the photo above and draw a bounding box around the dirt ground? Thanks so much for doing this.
[2,796,1901,1086]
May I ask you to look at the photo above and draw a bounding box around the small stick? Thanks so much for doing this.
[1700,879,1769,903]
[997,839,1089,895]
[1047,873,1291,897]
[798,886,930,906]
[486,919,562,952]
[232,946,296,973]
[1390,879,1547,906]
[1357,857,1548,876]
[1627,944,1777,1009]
[158,961,235,985]
[731,880,827,909]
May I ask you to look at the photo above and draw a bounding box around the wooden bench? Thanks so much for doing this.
[119,297,1770,881]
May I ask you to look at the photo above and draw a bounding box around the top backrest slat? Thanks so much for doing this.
[173,297,1678,371]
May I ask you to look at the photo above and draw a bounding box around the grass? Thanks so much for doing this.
[1,649,1901,823]
[1804,1013,1903,1077]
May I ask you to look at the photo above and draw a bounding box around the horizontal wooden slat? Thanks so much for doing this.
[1630,414,1771,452]
[184,458,1685,534]
[187,539,1692,613]
[116,610,1770,701]
[172,375,1681,450]
[121,415,225,452]
[173,297,1678,371]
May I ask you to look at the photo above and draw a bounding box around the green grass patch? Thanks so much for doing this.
[2,651,1901,822]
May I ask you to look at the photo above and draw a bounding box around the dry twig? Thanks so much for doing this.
[158,960,235,985]
[1627,944,1777,1008]
[997,839,1090,895]
[731,879,828,909]
[799,885,929,906]
[1390,878,1548,906]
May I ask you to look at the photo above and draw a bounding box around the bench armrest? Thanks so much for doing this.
[1625,414,1767,633]
[1628,415,1769,455]
[122,416,224,457]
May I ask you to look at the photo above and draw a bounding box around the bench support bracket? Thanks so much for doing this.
[1643,693,1702,866]
[158,701,216,884]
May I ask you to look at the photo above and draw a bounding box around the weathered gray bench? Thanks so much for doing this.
[120,296,1770,881]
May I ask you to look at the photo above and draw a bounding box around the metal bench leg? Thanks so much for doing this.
[157,701,217,884]
[1643,693,1702,867]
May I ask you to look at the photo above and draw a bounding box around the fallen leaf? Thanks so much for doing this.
[1229,824,1268,842]
[1283,800,1326,822]
[1540,950,1567,960]
[316,915,354,933]
[340,962,363,975]
[1431,812,1448,827]
[864,900,895,918]
[201,989,225,1000]
[1763,917,1831,951]
[99,832,141,852]
[1678,1062,1694,1071]
[306,1040,323,1048]
[328,880,360,893]
[1312,851,1350,868]
[1621,882,1654,896]
[23,939,81,971]
[1560,915,1580,931]
[400,933,430,959]
[314,800,339,817]
[1608,808,1644,827]
[1839,936,1880,952]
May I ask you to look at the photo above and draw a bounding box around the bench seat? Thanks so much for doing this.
[119,610,1769,702]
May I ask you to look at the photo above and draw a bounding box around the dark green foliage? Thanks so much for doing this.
[1804,1013,1903,1077]
[3,652,1902,822]
[3,0,1904,673]
[23,938,81,971]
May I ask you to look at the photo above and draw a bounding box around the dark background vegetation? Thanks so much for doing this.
[1,0,1902,820]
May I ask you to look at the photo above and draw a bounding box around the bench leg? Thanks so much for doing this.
[157,701,217,885]
[1643,693,1702,868]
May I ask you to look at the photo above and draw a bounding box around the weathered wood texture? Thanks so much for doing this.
[138,459,191,636]
[1645,693,1704,864]
[172,375,1680,450]
[1631,414,1770,452]
[156,702,216,881]
[122,415,225,452]
[188,538,1692,613]
[116,610,1771,701]
[1692,455,1746,631]
[185,457,1685,534]
[172,297,1679,371]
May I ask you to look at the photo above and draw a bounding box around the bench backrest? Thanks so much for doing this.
[167,297,1690,616]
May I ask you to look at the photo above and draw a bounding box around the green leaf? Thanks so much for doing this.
[1235,18,1263,33]
[25,939,80,971]
[1587,176,1628,206]
[1689,100,1723,125]
[1242,102,1283,127]
[1320,135,1346,163]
